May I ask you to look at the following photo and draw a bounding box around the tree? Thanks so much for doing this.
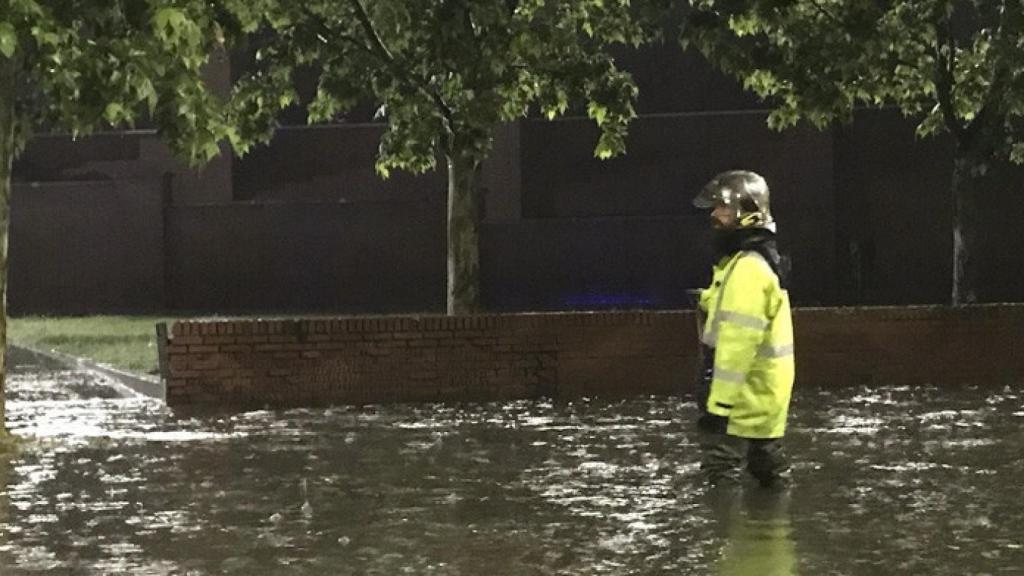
[687,0,1024,304]
[223,0,673,314]
[0,0,232,433]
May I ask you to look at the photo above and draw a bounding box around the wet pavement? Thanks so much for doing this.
[0,360,1022,575]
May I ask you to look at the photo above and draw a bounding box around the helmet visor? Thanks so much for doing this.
[692,183,722,209]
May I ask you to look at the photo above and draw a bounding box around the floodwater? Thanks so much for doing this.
[0,361,1022,575]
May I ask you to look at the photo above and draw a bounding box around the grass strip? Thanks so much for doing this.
[8,316,171,375]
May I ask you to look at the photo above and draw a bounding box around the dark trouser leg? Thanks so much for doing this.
[746,438,790,489]
[699,430,746,487]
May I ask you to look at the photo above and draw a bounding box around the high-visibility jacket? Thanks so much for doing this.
[699,250,795,439]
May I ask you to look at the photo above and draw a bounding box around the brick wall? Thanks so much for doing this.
[160,305,1024,409]
[795,305,1024,388]
[162,312,693,408]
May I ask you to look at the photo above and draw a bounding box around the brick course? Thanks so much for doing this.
[159,305,1024,409]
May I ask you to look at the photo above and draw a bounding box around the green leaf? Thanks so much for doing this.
[1010,142,1024,164]
[154,8,188,37]
[104,102,125,124]
[202,139,221,161]
[29,26,59,47]
[0,22,17,58]
[588,102,608,126]
[594,131,625,160]
[10,0,40,17]
[135,77,158,112]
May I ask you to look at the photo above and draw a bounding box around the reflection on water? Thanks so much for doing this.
[0,365,1022,575]
[710,489,795,576]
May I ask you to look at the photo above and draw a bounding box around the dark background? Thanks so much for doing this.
[11,47,1024,315]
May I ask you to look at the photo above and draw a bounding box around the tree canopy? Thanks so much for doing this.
[1,0,233,162]
[688,0,1024,155]
[225,0,674,172]
[687,0,1024,303]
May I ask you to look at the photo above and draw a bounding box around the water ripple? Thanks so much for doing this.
[0,370,1021,574]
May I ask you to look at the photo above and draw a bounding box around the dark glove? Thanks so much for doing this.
[697,413,728,434]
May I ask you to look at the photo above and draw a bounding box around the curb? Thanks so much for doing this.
[8,343,165,401]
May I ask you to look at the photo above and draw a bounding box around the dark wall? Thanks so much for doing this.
[9,180,166,314]
[521,113,833,217]
[2,116,845,315]
[11,43,1024,314]
[976,162,1024,302]
[164,200,446,313]
[833,110,954,305]
[229,45,762,205]
[519,113,838,304]
[231,122,524,222]
[232,125,444,203]
[482,216,710,311]
[14,114,1023,314]
[623,46,765,114]
[833,109,1024,305]
[15,132,232,205]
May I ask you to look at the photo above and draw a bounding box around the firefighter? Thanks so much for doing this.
[693,170,795,488]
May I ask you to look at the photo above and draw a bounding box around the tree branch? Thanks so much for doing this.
[967,0,1018,145]
[348,0,398,64]
[934,14,966,141]
[302,6,377,58]
[347,0,457,142]
[807,0,841,25]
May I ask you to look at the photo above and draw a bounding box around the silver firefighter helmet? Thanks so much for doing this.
[693,170,775,232]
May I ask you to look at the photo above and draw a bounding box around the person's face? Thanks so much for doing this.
[711,204,737,229]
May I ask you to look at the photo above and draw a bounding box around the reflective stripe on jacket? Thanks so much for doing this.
[699,250,795,439]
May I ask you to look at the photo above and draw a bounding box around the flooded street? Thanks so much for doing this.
[0,362,1022,575]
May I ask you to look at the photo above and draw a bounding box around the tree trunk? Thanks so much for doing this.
[0,58,15,434]
[445,151,481,315]
[951,152,980,306]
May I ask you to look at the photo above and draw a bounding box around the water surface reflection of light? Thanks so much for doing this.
[0,370,1022,574]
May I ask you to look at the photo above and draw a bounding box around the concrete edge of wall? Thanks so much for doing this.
[159,304,1024,410]
[9,343,165,400]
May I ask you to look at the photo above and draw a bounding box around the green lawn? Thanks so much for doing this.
[8,316,173,375]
